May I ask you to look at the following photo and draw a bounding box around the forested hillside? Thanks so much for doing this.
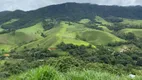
[1,3,142,30]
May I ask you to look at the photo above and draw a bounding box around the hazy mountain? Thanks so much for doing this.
[1,3,142,30]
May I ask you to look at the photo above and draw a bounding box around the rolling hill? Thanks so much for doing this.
[0,22,44,51]
[120,28,142,38]
[79,30,124,45]
[17,21,95,51]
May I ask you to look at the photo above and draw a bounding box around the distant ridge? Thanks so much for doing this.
[1,2,142,30]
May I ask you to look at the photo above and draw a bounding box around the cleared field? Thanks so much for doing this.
[0,23,43,44]
[0,22,44,51]
[2,19,19,25]
[94,16,112,32]
[18,21,125,51]
[120,28,142,38]
[17,20,128,51]
[17,22,95,51]
[121,19,142,25]
[0,28,4,32]
[114,44,140,52]
[98,25,112,32]
[0,44,13,52]
[95,16,112,25]
[79,19,90,24]
[17,22,44,39]
[79,30,125,45]
[0,19,127,51]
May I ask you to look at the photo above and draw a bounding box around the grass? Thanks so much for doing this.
[0,60,5,65]
[94,16,112,32]
[98,25,112,32]
[114,44,140,52]
[0,28,4,32]
[120,28,142,38]
[2,19,19,25]
[2,17,140,52]
[17,22,44,39]
[0,22,44,51]
[0,31,34,47]
[8,66,64,80]
[18,20,129,50]
[65,70,133,80]
[79,19,91,24]
[0,44,13,52]
[51,22,93,47]
[121,19,142,25]
[8,65,142,80]
[95,16,112,25]
[17,21,95,51]
[79,29,125,45]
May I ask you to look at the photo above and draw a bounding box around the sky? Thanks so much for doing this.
[0,0,142,11]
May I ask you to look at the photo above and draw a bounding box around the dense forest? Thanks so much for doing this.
[1,3,142,30]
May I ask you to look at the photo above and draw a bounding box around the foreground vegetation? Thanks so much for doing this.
[0,42,141,80]
[8,65,142,80]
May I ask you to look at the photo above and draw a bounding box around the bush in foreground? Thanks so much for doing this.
[8,65,142,80]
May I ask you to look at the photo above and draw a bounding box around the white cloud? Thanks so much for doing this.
[0,0,141,11]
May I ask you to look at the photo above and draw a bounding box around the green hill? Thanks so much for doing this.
[79,30,125,45]
[121,19,142,26]
[95,16,112,25]
[2,19,19,26]
[0,18,127,51]
[120,28,142,38]
[17,20,126,51]
[0,22,44,51]
[17,22,94,51]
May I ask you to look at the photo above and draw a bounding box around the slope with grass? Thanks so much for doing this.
[79,19,90,24]
[17,20,128,51]
[0,22,44,51]
[95,16,112,32]
[17,22,94,51]
[2,19,19,26]
[120,28,142,38]
[0,28,4,32]
[121,19,142,25]
[114,44,140,52]
[0,44,13,52]
[16,22,44,39]
[95,16,112,25]
[79,29,125,45]
[98,25,112,32]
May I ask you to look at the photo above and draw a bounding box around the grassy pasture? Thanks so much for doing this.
[120,28,142,38]
[79,30,125,45]
[0,22,44,51]
[121,19,142,25]
[17,22,95,51]
[2,19,19,25]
